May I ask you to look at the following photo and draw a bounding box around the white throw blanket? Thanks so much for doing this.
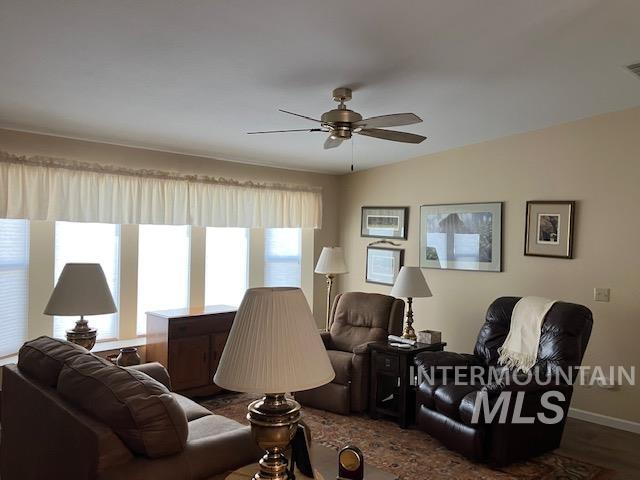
[498,296,557,373]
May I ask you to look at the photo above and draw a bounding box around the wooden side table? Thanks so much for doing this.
[369,341,446,428]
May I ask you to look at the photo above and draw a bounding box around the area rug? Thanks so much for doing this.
[201,393,611,480]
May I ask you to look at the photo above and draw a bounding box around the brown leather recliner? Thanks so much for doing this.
[414,297,593,466]
[295,292,404,415]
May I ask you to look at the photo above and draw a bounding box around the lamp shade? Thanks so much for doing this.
[314,247,348,275]
[214,287,335,394]
[44,263,117,316]
[390,266,433,298]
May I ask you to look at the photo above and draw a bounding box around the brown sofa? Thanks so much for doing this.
[295,292,404,414]
[0,336,262,480]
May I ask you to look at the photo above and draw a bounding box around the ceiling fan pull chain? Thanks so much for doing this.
[350,135,355,172]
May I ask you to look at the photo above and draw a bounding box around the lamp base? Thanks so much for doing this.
[401,324,417,341]
[248,394,300,480]
[401,297,417,341]
[66,316,97,350]
[324,274,335,331]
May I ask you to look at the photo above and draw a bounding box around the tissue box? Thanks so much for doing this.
[417,330,441,344]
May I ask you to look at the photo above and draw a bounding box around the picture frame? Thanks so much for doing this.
[361,206,409,240]
[524,201,575,259]
[366,246,404,285]
[420,202,503,272]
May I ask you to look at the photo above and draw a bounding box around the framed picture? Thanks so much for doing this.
[361,206,408,239]
[366,247,404,285]
[524,201,575,258]
[420,202,503,272]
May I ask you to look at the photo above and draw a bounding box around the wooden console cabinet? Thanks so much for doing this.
[146,305,236,397]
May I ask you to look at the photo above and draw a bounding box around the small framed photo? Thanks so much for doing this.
[525,201,575,258]
[361,206,408,240]
[366,247,404,286]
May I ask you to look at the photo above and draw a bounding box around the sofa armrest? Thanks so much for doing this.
[415,352,483,384]
[415,351,481,370]
[183,427,263,478]
[127,362,172,390]
[484,378,573,396]
[320,331,334,350]
[98,427,262,480]
[352,341,382,355]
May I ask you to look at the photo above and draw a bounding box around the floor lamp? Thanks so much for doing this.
[314,247,348,331]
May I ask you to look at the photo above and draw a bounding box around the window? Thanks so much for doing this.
[264,228,302,287]
[205,228,249,307]
[137,225,190,335]
[54,222,120,341]
[0,219,29,358]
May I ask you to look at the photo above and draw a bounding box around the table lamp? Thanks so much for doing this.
[44,263,117,350]
[314,247,348,330]
[214,287,334,480]
[390,266,432,340]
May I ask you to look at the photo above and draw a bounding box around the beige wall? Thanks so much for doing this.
[0,128,340,327]
[337,107,640,423]
[3,108,640,424]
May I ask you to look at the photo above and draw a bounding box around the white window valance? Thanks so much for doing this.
[0,151,322,228]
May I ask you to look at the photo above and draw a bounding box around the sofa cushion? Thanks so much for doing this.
[57,354,188,458]
[172,393,213,422]
[327,350,353,385]
[18,336,88,387]
[187,414,246,442]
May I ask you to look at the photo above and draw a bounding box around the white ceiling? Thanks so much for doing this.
[1,0,640,173]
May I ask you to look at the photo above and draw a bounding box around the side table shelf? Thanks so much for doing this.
[369,341,446,428]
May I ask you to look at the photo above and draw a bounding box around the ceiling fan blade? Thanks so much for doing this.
[278,109,322,123]
[324,136,343,149]
[354,113,422,129]
[357,128,426,144]
[247,128,324,134]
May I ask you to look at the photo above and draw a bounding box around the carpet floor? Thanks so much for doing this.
[201,393,612,480]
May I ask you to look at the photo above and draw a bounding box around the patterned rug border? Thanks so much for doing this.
[200,393,614,480]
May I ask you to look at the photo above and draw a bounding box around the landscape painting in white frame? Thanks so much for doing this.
[420,202,502,272]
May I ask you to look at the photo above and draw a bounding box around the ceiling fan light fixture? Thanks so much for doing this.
[249,88,425,149]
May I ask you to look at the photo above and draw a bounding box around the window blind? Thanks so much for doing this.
[53,222,120,341]
[0,219,29,358]
[264,228,302,287]
[205,228,249,307]
[137,225,191,335]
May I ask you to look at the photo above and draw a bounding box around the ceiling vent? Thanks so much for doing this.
[626,62,640,79]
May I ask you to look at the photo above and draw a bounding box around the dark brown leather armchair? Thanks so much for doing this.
[414,297,593,466]
[295,292,404,415]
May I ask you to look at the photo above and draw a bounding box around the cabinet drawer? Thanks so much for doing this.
[169,313,234,339]
[375,353,399,374]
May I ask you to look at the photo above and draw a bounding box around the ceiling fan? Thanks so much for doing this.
[247,87,426,149]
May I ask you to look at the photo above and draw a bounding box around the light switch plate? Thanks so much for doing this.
[594,288,610,302]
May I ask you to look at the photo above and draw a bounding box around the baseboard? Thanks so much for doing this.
[569,408,640,434]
